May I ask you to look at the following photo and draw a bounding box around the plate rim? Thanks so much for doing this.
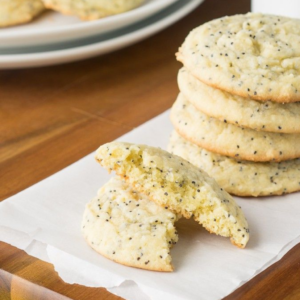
[0,0,177,41]
[0,0,203,69]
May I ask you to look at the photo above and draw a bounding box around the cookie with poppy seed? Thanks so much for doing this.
[0,0,45,27]
[82,177,179,271]
[95,142,250,248]
[171,93,300,162]
[178,68,300,133]
[42,0,143,20]
[177,13,300,102]
[168,130,300,197]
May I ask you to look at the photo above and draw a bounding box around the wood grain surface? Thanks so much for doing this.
[1,0,299,299]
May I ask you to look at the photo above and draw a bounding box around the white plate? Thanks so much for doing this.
[0,0,177,48]
[0,0,203,69]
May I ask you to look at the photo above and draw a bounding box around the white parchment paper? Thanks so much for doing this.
[1,110,300,300]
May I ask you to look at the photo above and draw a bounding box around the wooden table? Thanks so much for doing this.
[1,0,300,299]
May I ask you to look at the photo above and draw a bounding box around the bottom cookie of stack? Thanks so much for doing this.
[168,131,300,197]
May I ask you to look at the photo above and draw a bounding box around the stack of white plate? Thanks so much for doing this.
[0,0,203,69]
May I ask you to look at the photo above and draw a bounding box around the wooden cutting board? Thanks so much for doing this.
[1,0,299,299]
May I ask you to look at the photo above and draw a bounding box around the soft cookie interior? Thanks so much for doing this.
[96,142,250,248]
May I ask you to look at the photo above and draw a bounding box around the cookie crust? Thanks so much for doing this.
[42,0,143,20]
[169,131,300,197]
[178,13,300,102]
[171,93,300,162]
[82,177,179,271]
[0,0,45,27]
[178,68,300,133]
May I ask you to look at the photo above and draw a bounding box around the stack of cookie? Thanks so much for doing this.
[169,13,300,197]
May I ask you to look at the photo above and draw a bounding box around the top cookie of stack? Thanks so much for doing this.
[177,13,300,103]
[170,13,300,197]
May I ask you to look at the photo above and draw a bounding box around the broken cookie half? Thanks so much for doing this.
[96,142,250,248]
[82,177,180,272]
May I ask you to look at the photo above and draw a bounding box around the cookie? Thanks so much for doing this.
[171,93,300,162]
[42,0,144,20]
[0,0,45,27]
[168,130,300,197]
[95,142,250,248]
[178,68,300,133]
[82,177,179,271]
[177,13,300,102]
